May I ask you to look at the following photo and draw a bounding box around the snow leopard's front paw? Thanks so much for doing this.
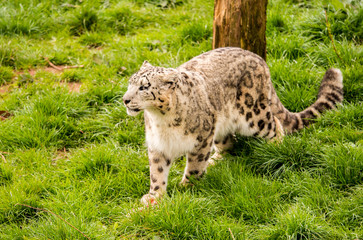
[140,193,159,206]
[180,175,191,187]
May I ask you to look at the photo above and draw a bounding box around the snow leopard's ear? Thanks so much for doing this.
[141,60,153,69]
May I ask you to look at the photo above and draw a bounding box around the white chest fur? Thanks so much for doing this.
[145,112,196,159]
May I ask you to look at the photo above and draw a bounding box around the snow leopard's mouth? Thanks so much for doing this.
[129,107,140,112]
[126,107,141,116]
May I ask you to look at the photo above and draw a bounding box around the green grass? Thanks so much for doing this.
[0,0,362,239]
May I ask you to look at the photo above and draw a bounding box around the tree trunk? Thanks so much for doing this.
[213,0,268,60]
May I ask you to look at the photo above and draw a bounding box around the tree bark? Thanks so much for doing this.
[213,0,268,60]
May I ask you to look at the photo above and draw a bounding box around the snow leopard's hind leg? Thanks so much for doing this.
[246,110,285,142]
[208,134,235,166]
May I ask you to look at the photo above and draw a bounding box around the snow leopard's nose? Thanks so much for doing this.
[123,98,131,105]
[123,93,131,105]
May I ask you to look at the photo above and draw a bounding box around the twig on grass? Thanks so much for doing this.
[324,10,344,63]
[0,152,7,163]
[61,3,80,8]
[44,57,63,71]
[228,228,236,240]
[15,203,91,240]
[63,65,85,69]
[44,57,84,71]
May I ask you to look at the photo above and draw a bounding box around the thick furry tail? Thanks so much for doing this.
[272,68,343,134]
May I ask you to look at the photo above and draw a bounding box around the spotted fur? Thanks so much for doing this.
[123,47,343,205]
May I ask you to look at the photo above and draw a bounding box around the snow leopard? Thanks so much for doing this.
[122,47,343,205]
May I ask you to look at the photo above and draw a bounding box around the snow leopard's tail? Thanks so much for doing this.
[271,68,343,134]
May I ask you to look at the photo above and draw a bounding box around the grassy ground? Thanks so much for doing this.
[0,0,362,239]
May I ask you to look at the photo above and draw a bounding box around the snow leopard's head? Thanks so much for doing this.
[123,61,179,116]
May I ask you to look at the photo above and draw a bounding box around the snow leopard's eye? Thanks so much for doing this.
[139,85,149,91]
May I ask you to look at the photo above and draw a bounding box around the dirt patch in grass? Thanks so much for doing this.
[61,81,82,93]
[0,85,11,94]
[0,66,84,94]
[0,110,13,121]
[15,63,84,77]
[52,148,69,166]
